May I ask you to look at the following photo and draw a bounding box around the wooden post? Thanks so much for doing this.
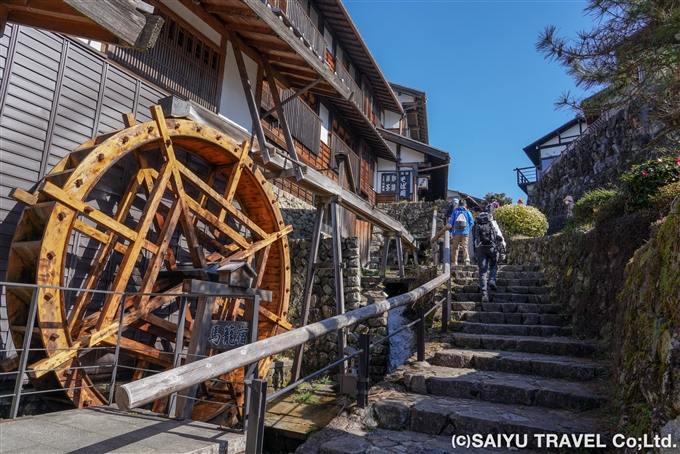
[431,209,438,267]
[176,294,217,419]
[230,32,270,163]
[395,232,404,279]
[291,202,326,382]
[260,55,303,181]
[330,201,347,374]
[380,234,391,279]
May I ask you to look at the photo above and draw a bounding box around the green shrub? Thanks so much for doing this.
[494,205,548,238]
[619,156,680,211]
[648,180,680,215]
[571,188,619,225]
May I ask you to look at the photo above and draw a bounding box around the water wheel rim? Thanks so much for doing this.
[6,108,291,418]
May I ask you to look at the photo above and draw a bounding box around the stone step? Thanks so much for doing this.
[371,394,613,448]
[453,292,552,303]
[400,366,607,411]
[452,269,545,280]
[452,310,568,326]
[449,321,572,337]
[432,348,609,381]
[453,284,551,295]
[453,277,547,287]
[448,333,607,358]
[452,264,541,273]
[451,301,559,314]
[298,420,546,453]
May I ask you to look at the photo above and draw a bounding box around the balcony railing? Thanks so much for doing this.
[515,166,538,193]
[334,62,364,114]
[330,133,361,191]
[261,82,322,155]
[264,0,326,59]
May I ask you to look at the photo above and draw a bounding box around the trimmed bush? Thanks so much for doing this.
[571,188,619,225]
[494,205,548,238]
[649,181,680,215]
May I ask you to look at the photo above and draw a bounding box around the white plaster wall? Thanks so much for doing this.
[541,145,567,159]
[384,111,401,129]
[319,104,330,145]
[160,0,221,45]
[396,92,415,104]
[219,42,259,131]
[400,147,424,164]
[386,141,397,155]
[377,157,396,171]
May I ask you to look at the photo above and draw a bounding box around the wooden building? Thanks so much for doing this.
[377,83,451,203]
[0,0,430,358]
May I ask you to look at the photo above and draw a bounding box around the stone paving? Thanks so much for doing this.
[295,265,618,453]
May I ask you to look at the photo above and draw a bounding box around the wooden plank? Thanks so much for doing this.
[134,197,183,312]
[102,335,173,367]
[115,266,451,411]
[30,284,184,377]
[223,141,250,204]
[259,306,291,331]
[261,54,303,181]
[62,0,164,50]
[68,170,144,332]
[184,197,250,249]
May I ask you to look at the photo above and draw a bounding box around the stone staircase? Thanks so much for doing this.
[296,265,615,453]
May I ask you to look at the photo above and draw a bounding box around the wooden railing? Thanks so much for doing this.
[330,133,360,187]
[265,0,326,58]
[335,62,364,114]
[262,82,322,155]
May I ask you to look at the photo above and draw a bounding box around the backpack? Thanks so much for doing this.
[453,212,467,231]
[475,213,496,248]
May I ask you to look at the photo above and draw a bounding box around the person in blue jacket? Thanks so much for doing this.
[449,199,475,265]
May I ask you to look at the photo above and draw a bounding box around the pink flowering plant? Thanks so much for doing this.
[619,156,680,210]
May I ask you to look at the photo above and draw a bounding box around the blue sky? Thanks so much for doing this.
[344,0,597,203]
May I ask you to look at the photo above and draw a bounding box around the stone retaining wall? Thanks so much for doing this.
[288,237,389,379]
[530,105,667,218]
[271,185,316,239]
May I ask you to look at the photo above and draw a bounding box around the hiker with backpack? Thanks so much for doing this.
[449,199,474,265]
[444,197,458,222]
[473,211,506,302]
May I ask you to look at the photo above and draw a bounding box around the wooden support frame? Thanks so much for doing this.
[230,31,271,164]
[291,202,325,382]
[330,201,347,375]
[260,54,304,181]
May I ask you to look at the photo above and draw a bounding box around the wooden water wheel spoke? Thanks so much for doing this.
[95,162,177,330]
[177,162,267,240]
[8,106,291,423]
[68,169,147,333]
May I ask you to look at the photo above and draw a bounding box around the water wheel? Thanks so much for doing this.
[5,105,291,425]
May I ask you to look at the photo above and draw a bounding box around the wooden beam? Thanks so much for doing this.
[291,203,324,382]
[230,31,271,164]
[205,5,255,17]
[63,0,164,50]
[241,0,350,99]
[115,265,452,411]
[218,225,293,265]
[261,54,303,181]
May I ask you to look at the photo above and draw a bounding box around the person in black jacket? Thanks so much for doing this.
[472,212,506,302]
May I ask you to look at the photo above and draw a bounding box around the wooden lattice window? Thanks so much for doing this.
[106,12,223,112]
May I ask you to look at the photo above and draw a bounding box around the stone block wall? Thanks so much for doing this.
[271,185,316,239]
[529,105,668,218]
[369,200,450,268]
[288,237,389,379]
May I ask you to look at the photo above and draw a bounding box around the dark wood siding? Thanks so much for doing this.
[0,25,167,354]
